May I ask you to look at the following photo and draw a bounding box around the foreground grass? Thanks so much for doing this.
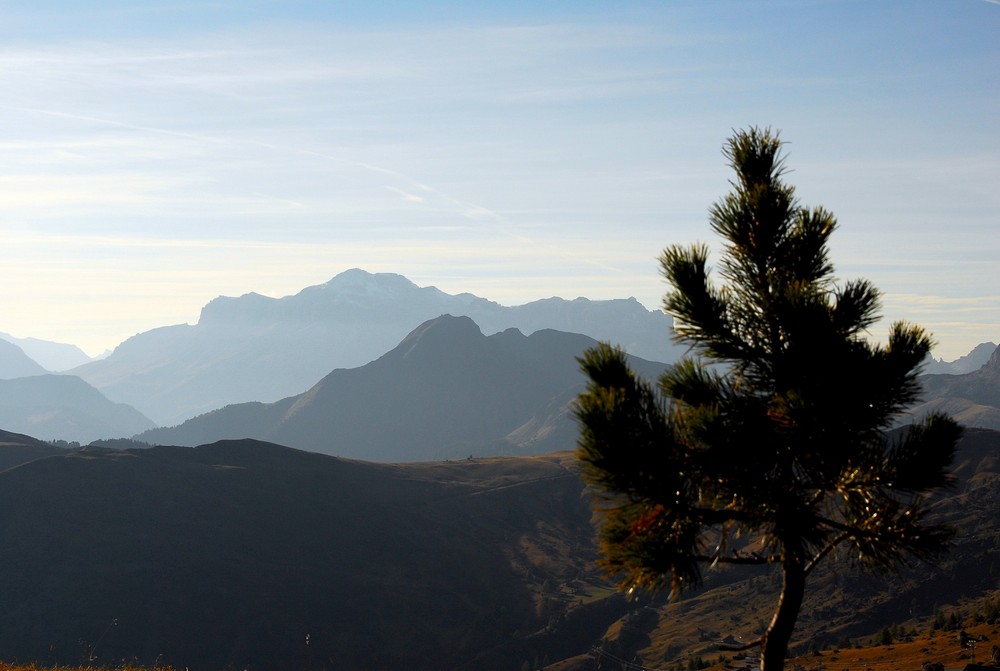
[3,623,998,671]
[782,623,999,671]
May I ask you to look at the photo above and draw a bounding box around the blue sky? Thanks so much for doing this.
[1,1,997,359]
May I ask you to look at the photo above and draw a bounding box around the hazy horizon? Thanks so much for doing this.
[2,1,997,360]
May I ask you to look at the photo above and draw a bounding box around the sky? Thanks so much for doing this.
[1,1,997,361]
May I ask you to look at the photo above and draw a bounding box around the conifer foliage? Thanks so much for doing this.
[575,128,961,670]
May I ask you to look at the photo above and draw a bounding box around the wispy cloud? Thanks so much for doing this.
[383,186,425,204]
[0,3,996,358]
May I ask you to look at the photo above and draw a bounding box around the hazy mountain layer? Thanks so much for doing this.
[0,332,94,372]
[0,339,47,379]
[923,341,998,375]
[138,314,667,461]
[0,375,156,444]
[70,269,682,425]
[910,343,1000,429]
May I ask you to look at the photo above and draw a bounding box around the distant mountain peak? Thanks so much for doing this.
[286,269,453,312]
[924,341,998,375]
[329,267,406,283]
[317,268,421,293]
[389,314,485,362]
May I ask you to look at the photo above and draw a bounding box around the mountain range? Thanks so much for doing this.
[0,338,47,379]
[1,270,995,445]
[137,314,1000,462]
[65,269,684,426]
[909,343,1000,429]
[922,341,997,375]
[0,331,95,372]
[137,314,667,462]
[0,375,155,444]
[0,428,997,671]
[0,269,997,669]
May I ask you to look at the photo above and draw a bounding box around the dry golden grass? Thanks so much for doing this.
[686,623,995,671]
[781,623,999,671]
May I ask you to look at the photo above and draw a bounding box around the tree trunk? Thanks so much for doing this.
[760,559,806,671]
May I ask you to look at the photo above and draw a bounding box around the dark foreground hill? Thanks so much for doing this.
[0,439,621,671]
[0,428,67,470]
[138,315,668,461]
[0,429,998,671]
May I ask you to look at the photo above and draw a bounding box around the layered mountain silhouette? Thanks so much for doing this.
[0,332,95,372]
[0,338,47,379]
[138,314,667,461]
[923,341,998,375]
[69,269,683,425]
[0,375,155,444]
[910,343,1000,429]
[0,429,997,670]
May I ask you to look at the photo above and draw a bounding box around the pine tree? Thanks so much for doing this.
[575,127,961,671]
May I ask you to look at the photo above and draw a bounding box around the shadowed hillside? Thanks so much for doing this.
[0,439,619,671]
[0,429,997,670]
[0,428,67,471]
[554,427,1000,670]
[138,315,668,461]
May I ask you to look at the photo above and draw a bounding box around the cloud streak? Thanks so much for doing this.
[0,2,997,360]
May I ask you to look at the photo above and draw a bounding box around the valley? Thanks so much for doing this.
[0,273,997,670]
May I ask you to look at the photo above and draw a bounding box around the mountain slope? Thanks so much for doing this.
[0,339,47,379]
[70,269,681,424]
[910,344,1000,429]
[0,375,156,443]
[0,429,996,671]
[137,315,668,461]
[0,428,67,471]
[922,341,997,375]
[0,332,94,372]
[0,440,614,671]
[556,427,1000,670]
